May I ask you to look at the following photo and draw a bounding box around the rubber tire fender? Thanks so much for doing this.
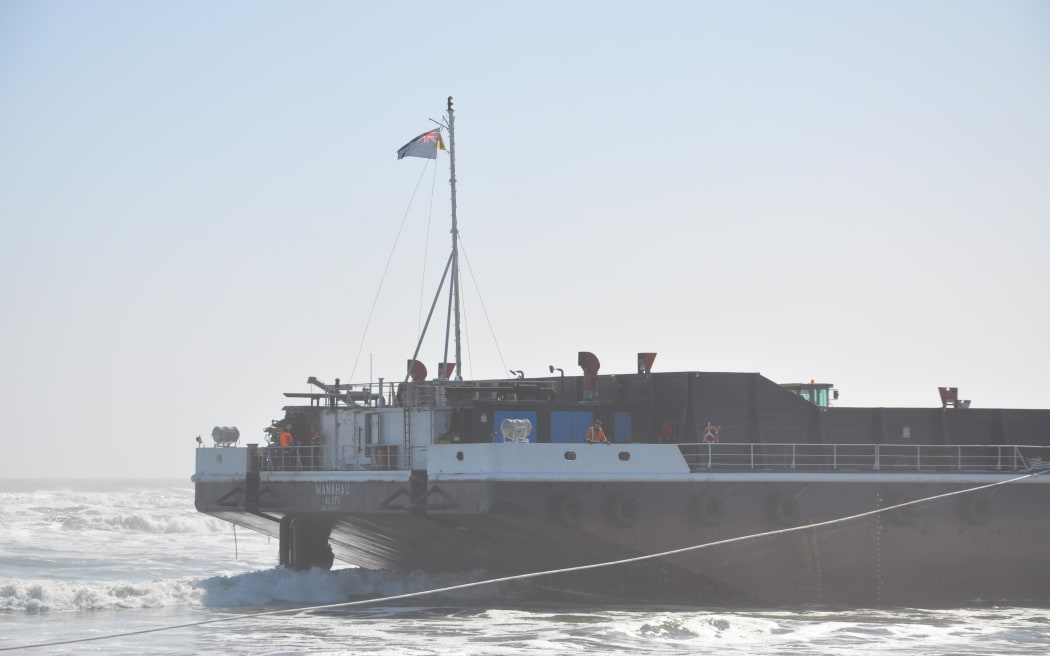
[767,492,801,526]
[608,495,640,528]
[555,495,586,526]
[963,494,991,525]
[690,492,725,526]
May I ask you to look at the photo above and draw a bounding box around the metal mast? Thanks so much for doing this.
[446,96,463,380]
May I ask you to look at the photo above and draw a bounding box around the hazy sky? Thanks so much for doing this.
[2,1,1048,479]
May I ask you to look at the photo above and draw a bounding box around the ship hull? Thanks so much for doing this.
[195,473,1050,606]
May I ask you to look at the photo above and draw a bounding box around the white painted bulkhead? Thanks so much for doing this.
[427,443,691,480]
[319,405,450,470]
[194,446,249,478]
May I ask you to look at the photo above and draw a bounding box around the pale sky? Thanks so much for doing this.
[2,1,1048,479]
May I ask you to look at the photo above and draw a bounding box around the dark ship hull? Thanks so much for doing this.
[194,368,1050,606]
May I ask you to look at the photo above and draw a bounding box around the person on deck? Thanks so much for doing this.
[585,419,608,444]
[702,422,720,443]
[661,420,676,444]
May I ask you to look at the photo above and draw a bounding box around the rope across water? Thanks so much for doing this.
[2,470,1044,652]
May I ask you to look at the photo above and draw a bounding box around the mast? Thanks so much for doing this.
[447,96,463,380]
[408,97,462,384]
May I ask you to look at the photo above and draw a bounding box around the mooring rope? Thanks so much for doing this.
[1,470,1044,652]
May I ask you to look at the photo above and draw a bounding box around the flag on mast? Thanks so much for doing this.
[397,129,446,160]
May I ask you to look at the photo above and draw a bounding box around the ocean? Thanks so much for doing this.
[1,479,1048,655]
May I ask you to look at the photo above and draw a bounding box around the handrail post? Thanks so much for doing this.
[958,445,962,471]
[791,444,796,471]
[874,444,879,472]
[750,444,754,470]
[833,444,838,470]
[1015,446,1028,471]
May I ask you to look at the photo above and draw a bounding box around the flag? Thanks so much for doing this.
[397,129,446,160]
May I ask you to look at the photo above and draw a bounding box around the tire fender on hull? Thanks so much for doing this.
[767,492,801,526]
[608,495,640,528]
[962,494,992,525]
[555,495,586,526]
[690,492,725,526]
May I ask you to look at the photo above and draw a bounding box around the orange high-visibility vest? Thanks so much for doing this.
[586,426,607,442]
[280,431,293,446]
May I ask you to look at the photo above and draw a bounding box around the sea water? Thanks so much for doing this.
[1,479,1048,655]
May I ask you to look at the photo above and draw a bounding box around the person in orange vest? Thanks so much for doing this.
[702,421,720,443]
[279,427,293,447]
[585,419,608,444]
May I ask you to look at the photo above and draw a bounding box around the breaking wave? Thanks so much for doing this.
[0,578,203,614]
[198,567,537,608]
[58,511,224,534]
[1,567,535,614]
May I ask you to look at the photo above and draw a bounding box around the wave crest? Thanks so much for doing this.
[0,578,202,613]
[199,567,536,608]
[2,567,535,614]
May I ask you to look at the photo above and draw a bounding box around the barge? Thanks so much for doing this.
[193,99,1050,605]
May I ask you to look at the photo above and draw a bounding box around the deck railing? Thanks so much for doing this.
[253,445,325,472]
[244,442,1050,474]
[678,443,1050,473]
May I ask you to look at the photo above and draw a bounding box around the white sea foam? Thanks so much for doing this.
[198,566,537,608]
[3,481,1050,656]
[633,611,781,643]
[0,578,203,613]
[1,567,535,614]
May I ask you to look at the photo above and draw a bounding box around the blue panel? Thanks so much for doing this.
[551,412,572,443]
[493,410,538,443]
[552,411,595,443]
[614,412,632,443]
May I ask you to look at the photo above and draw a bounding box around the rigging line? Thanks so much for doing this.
[405,252,454,383]
[467,295,474,378]
[5,471,1043,653]
[452,232,471,378]
[443,256,455,368]
[451,231,470,377]
[457,236,508,376]
[348,161,432,382]
[417,159,439,337]
[460,271,471,379]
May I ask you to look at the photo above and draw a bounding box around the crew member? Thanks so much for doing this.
[585,419,608,444]
[702,422,720,444]
[661,420,676,443]
[280,427,293,447]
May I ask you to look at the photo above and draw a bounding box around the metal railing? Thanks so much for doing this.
[678,443,1050,473]
[242,442,1050,474]
[254,445,325,472]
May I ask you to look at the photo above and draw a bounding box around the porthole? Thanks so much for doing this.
[564,451,577,461]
